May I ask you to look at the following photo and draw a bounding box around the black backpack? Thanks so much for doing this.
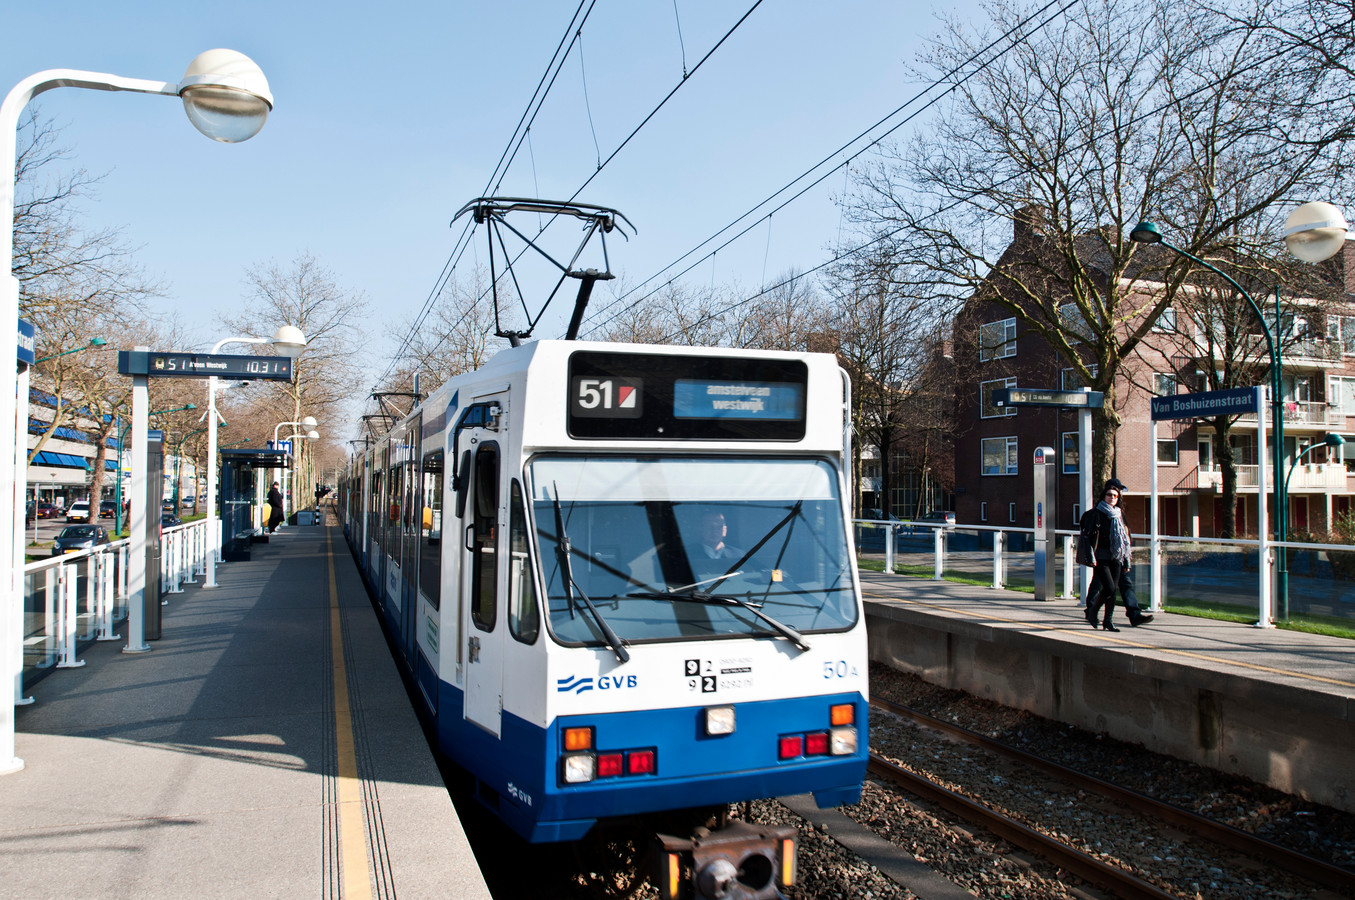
[1076,508,1098,567]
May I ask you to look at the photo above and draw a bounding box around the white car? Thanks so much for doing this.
[65,501,91,523]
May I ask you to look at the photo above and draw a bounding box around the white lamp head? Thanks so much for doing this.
[300,416,318,429]
[178,49,273,143]
[1283,202,1349,263]
[306,430,320,440]
[270,325,307,358]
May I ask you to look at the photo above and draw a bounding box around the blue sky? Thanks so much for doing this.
[3,0,987,370]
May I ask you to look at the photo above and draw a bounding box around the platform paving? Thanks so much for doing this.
[1,519,490,900]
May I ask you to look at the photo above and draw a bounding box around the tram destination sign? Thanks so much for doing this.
[991,388,1104,409]
[1151,387,1258,421]
[118,350,294,381]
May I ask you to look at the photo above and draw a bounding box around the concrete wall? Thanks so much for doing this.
[867,604,1355,814]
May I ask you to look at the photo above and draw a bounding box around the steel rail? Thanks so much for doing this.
[871,697,1355,896]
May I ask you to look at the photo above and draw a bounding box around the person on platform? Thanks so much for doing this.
[1084,481,1132,631]
[1084,478,1155,628]
[267,482,284,534]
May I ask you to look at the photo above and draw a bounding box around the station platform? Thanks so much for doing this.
[2,517,491,899]
[861,570,1355,815]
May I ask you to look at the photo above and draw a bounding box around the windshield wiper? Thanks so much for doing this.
[627,586,811,652]
[553,489,629,663]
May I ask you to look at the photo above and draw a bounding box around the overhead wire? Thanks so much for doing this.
[645,12,1323,345]
[376,0,600,386]
[388,0,768,376]
[580,0,1082,336]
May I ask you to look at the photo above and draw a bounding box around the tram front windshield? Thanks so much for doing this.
[530,456,857,647]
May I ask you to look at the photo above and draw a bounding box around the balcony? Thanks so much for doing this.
[1187,333,1347,370]
[1235,401,1346,431]
[1197,462,1349,492]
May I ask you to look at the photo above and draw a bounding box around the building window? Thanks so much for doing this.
[1072,503,1081,522]
[1059,303,1094,343]
[981,378,1018,418]
[980,501,988,522]
[1060,365,1097,391]
[1009,502,1017,523]
[1327,315,1355,355]
[1157,439,1179,465]
[1061,432,1079,475]
[978,317,1017,362]
[1153,306,1177,332]
[1154,373,1178,397]
[981,436,1018,475]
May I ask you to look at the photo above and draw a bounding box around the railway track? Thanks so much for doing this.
[868,696,1355,898]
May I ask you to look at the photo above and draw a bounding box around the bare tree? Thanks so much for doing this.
[222,253,369,510]
[843,0,1354,486]
[378,268,509,398]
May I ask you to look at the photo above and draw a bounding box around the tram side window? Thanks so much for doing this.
[508,480,539,643]
[420,451,444,609]
[368,470,382,542]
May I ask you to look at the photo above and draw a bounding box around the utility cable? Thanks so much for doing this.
[581,0,1081,336]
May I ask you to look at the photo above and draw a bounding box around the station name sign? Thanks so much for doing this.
[992,388,1105,409]
[118,350,294,381]
[1150,387,1258,421]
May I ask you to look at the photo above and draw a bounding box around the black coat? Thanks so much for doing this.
[267,488,284,525]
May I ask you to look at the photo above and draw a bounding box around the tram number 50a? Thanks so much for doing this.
[571,376,643,418]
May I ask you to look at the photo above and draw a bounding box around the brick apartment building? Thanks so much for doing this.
[950,219,1355,539]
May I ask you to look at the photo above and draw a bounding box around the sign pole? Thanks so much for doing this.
[1078,396,1093,605]
[123,357,151,653]
[1150,418,1161,612]
[1256,385,1273,628]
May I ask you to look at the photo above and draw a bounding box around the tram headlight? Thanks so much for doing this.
[830,726,857,756]
[563,753,596,783]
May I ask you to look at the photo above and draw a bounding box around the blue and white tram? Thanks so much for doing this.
[340,339,867,886]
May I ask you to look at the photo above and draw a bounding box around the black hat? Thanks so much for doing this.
[1103,477,1127,494]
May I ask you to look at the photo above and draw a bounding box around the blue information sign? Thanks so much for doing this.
[1150,387,1258,421]
[16,319,35,365]
[672,379,803,420]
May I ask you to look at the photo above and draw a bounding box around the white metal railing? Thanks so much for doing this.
[19,519,211,693]
[854,517,1355,628]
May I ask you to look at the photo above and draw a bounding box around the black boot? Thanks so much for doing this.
[1128,610,1155,626]
[1084,604,1100,629]
[1102,619,1120,632]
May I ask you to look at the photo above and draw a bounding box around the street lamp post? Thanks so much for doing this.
[36,336,107,364]
[203,325,305,588]
[1131,205,1349,621]
[272,418,318,524]
[1,49,273,776]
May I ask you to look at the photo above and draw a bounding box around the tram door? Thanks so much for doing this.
[460,406,504,737]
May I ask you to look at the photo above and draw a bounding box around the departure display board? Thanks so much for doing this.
[567,350,807,440]
[119,350,294,381]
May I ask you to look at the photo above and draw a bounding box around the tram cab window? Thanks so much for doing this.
[420,451,444,609]
[509,480,539,643]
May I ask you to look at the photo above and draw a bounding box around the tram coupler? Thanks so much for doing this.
[654,820,798,900]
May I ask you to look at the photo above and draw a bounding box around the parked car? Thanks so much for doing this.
[99,499,117,519]
[911,510,957,532]
[52,524,110,556]
[37,503,63,519]
[25,500,36,524]
[65,501,91,523]
[161,512,182,528]
[854,508,906,551]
